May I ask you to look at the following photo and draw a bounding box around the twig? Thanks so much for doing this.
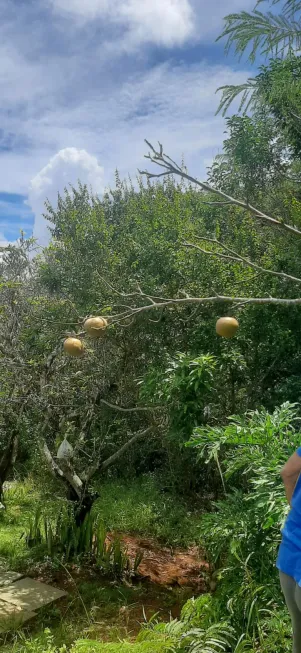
[183,239,301,284]
[139,140,301,238]
[99,399,156,413]
[83,426,154,482]
[101,427,154,470]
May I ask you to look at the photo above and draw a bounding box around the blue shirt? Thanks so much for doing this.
[276,447,301,585]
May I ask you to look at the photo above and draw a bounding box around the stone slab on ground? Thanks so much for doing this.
[0,571,23,587]
[0,578,67,612]
[0,599,36,632]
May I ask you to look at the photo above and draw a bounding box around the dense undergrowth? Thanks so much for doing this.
[0,403,298,653]
[0,480,194,652]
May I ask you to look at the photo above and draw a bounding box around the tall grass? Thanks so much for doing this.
[91,475,201,546]
[23,507,143,578]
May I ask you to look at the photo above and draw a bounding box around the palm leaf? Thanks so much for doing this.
[217,9,301,63]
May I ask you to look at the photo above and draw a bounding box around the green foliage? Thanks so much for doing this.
[186,404,297,647]
[23,506,141,578]
[217,6,301,64]
[140,354,216,434]
[256,55,301,158]
[208,114,286,201]
[139,609,235,653]
[72,641,171,653]
[92,476,200,546]
[11,629,67,653]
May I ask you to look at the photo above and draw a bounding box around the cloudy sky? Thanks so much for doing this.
[0,0,259,245]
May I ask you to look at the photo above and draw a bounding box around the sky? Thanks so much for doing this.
[0,0,262,246]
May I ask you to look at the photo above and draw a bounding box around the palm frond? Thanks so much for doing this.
[256,1,301,17]
[217,10,301,63]
[216,78,258,116]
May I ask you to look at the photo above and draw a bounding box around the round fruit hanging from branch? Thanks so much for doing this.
[63,337,85,357]
[83,316,108,338]
[216,317,239,339]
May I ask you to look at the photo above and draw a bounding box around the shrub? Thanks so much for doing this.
[23,507,142,578]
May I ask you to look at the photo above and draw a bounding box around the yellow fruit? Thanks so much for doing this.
[83,316,108,338]
[63,337,84,357]
[216,317,239,339]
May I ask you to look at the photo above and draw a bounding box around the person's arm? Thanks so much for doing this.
[281,450,301,505]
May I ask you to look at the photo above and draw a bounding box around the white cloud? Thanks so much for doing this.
[0,0,257,245]
[28,148,104,245]
[50,0,195,48]
[49,0,256,49]
[21,60,249,245]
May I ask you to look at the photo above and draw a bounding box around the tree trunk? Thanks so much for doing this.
[66,484,99,526]
[0,432,18,506]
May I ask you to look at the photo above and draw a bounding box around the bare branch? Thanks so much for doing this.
[83,426,154,483]
[101,426,154,471]
[183,241,242,263]
[183,239,301,284]
[141,140,301,238]
[199,201,235,206]
[108,294,301,325]
[138,170,174,180]
[42,440,65,481]
[99,398,156,413]
[42,438,84,499]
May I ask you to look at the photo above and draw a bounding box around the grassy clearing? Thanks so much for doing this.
[0,474,202,572]
[92,475,202,547]
[0,478,198,653]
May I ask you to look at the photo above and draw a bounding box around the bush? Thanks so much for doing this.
[184,403,298,649]
[23,507,142,578]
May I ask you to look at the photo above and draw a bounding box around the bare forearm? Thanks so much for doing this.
[282,473,300,505]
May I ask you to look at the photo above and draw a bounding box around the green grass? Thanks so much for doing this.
[92,475,201,547]
[0,481,40,569]
[0,478,197,653]
[0,577,185,653]
[0,474,202,572]
[72,641,172,653]
[0,480,65,570]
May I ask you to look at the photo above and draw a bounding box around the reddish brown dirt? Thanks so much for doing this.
[107,533,209,591]
[28,536,209,641]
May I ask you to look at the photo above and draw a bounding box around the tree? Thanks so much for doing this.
[0,235,158,520]
[35,139,301,468]
[216,1,301,120]
[0,237,35,504]
[88,138,301,325]
[4,115,301,511]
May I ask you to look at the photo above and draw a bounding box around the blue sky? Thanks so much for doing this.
[0,0,268,245]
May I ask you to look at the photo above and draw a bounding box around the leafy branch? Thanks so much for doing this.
[216,1,301,114]
[92,140,301,320]
[139,140,301,238]
[217,9,301,63]
[216,79,258,117]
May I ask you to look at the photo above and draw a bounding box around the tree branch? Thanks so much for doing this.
[99,398,156,413]
[107,293,301,326]
[183,239,301,284]
[139,140,301,238]
[101,426,154,471]
[42,440,65,481]
[83,426,154,482]
[42,439,84,498]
